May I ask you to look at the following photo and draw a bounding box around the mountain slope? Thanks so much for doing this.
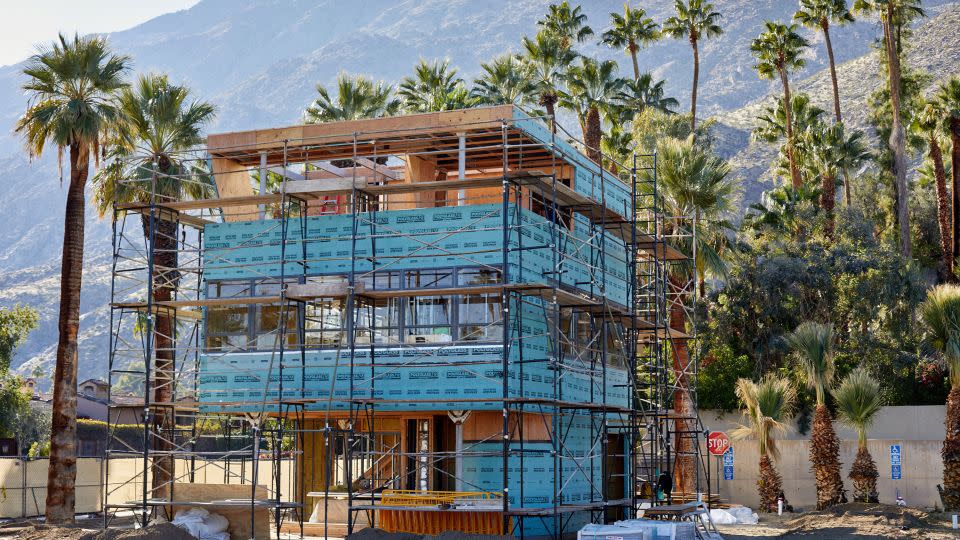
[714,3,960,204]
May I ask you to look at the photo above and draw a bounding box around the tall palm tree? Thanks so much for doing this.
[754,93,827,188]
[937,78,960,267]
[833,367,883,503]
[304,73,398,123]
[521,31,577,130]
[398,59,476,113]
[803,122,871,237]
[794,0,855,122]
[601,4,660,80]
[561,57,625,164]
[785,321,845,510]
[471,54,537,106]
[853,0,925,259]
[751,21,809,190]
[912,101,953,281]
[642,137,737,492]
[92,74,215,499]
[919,284,960,510]
[732,375,797,513]
[615,73,680,118]
[15,33,129,524]
[537,1,594,50]
[662,0,723,133]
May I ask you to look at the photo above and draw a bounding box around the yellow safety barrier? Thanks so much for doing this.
[377,490,509,536]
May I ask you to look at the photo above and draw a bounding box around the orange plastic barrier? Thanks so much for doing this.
[376,490,509,535]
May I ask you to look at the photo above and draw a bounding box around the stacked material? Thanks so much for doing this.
[578,519,697,540]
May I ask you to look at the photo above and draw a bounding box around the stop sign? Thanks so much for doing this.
[707,431,730,456]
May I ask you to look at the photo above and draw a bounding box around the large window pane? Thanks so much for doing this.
[305,299,344,347]
[255,304,297,349]
[405,296,451,343]
[206,305,249,351]
[459,268,501,286]
[458,295,502,342]
[356,299,401,344]
[405,270,453,289]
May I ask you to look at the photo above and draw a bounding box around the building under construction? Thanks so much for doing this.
[104,105,708,539]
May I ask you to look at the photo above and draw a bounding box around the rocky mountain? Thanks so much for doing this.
[713,3,960,205]
[0,0,957,384]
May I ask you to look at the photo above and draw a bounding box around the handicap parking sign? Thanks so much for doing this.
[891,444,902,480]
[723,447,734,480]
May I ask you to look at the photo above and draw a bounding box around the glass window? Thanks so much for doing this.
[356,298,402,345]
[458,295,502,342]
[305,299,344,347]
[206,305,249,351]
[405,269,453,289]
[254,304,297,349]
[359,271,401,291]
[208,281,252,299]
[405,296,452,343]
[458,268,502,286]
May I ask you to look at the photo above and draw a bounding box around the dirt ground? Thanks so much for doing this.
[717,503,960,539]
[0,522,195,540]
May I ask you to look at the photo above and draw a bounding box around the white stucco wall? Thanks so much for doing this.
[699,406,947,510]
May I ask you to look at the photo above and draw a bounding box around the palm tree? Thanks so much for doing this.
[833,367,883,502]
[521,32,577,130]
[15,33,129,524]
[919,284,960,510]
[745,183,820,236]
[912,101,953,281]
[785,321,845,510]
[853,0,925,259]
[304,73,398,123]
[471,54,537,106]
[655,137,738,295]
[601,122,633,173]
[662,0,723,133]
[537,1,594,50]
[803,122,871,237]
[642,137,738,492]
[794,0,855,122]
[92,74,216,499]
[398,59,476,113]
[937,78,960,267]
[616,73,680,118]
[754,93,827,188]
[601,4,660,80]
[732,375,797,513]
[561,57,625,164]
[751,21,809,190]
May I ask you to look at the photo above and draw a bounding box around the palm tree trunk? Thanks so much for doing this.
[141,214,180,501]
[822,23,842,123]
[669,277,695,495]
[542,93,557,133]
[758,454,785,512]
[810,404,845,510]
[690,38,700,134]
[584,107,602,165]
[951,120,960,268]
[930,135,954,281]
[943,387,960,510]
[821,173,836,238]
[884,8,911,259]
[779,69,802,189]
[843,167,853,207]
[850,445,878,503]
[629,42,640,81]
[45,142,88,524]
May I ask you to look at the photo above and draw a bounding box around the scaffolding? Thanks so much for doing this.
[103,105,707,539]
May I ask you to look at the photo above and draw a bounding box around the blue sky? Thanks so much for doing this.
[0,1,200,67]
